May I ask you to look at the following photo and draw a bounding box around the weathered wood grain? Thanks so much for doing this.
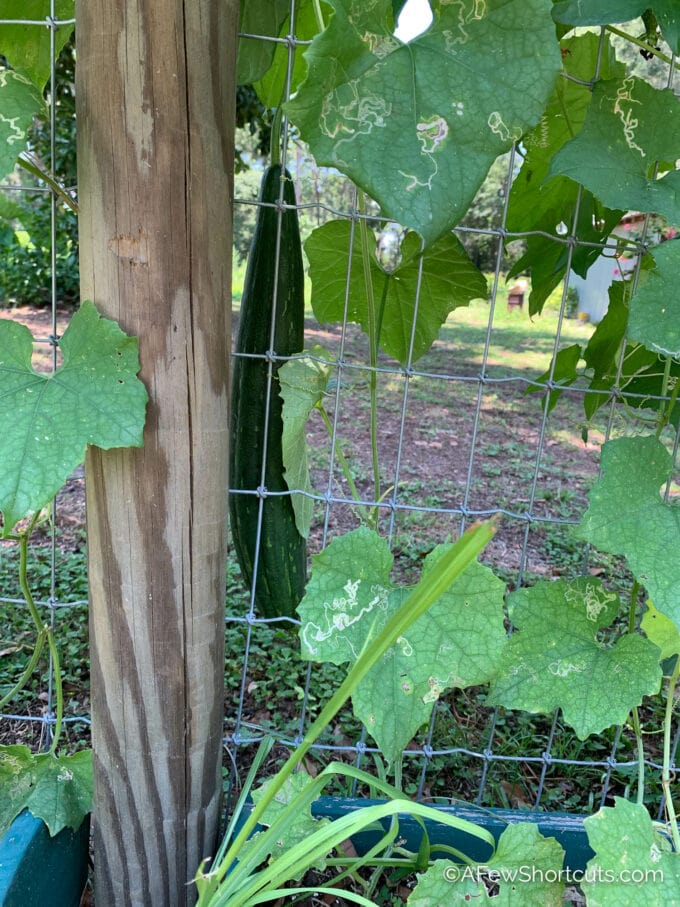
[75,2,236,902]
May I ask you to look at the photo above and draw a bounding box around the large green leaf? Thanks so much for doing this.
[279,345,334,538]
[0,745,92,839]
[582,798,680,906]
[305,221,487,365]
[0,300,147,532]
[253,0,323,108]
[409,825,565,905]
[298,527,506,762]
[507,33,625,315]
[0,70,44,182]
[549,77,680,224]
[488,577,662,739]
[552,2,680,55]
[236,0,291,85]
[641,600,680,661]
[627,240,680,360]
[583,280,629,381]
[510,34,624,226]
[286,0,561,245]
[0,0,75,90]
[577,436,680,629]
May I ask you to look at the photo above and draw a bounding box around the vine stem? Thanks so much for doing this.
[656,360,680,440]
[605,24,680,71]
[17,152,78,214]
[626,580,646,804]
[317,404,371,524]
[269,106,283,168]
[0,628,47,710]
[357,191,381,528]
[18,529,64,755]
[649,362,680,835]
[662,657,680,851]
[311,0,325,32]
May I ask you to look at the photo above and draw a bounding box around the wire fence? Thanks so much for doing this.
[225,6,680,825]
[0,9,87,753]
[0,2,678,841]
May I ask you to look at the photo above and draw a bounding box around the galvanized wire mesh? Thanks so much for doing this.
[0,1,676,835]
[226,5,680,823]
[0,7,88,751]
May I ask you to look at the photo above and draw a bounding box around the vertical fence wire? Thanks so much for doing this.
[226,6,679,824]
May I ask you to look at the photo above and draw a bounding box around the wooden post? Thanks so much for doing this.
[75,1,236,903]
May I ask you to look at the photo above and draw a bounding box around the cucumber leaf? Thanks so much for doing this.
[583,280,629,380]
[236,0,291,85]
[298,527,506,762]
[279,345,334,538]
[577,436,680,629]
[582,798,680,906]
[641,600,680,661]
[409,825,565,906]
[253,0,323,108]
[0,70,44,182]
[0,300,147,532]
[286,0,561,245]
[627,240,680,360]
[0,745,92,839]
[549,78,680,224]
[0,0,74,90]
[488,577,662,739]
[506,33,625,315]
[305,221,487,365]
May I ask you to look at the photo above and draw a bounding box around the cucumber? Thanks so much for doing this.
[229,164,307,618]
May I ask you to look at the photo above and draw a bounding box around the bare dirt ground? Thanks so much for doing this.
[1,304,604,574]
[2,304,627,816]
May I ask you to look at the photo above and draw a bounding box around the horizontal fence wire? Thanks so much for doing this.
[225,8,680,824]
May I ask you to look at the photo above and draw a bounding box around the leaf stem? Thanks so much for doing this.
[270,107,283,168]
[317,404,370,523]
[626,581,646,803]
[18,529,64,754]
[357,192,381,527]
[630,708,645,806]
[628,580,640,635]
[18,531,45,633]
[311,0,325,32]
[17,152,79,214]
[656,361,680,439]
[0,628,47,710]
[662,657,680,851]
[605,25,680,71]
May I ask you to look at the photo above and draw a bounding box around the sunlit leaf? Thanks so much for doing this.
[488,576,662,738]
[0,301,147,532]
[286,0,561,244]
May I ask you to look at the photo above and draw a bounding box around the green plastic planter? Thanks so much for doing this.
[239,797,593,871]
[0,810,90,907]
[311,798,593,870]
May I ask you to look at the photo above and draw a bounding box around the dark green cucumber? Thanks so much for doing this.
[229,164,306,618]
